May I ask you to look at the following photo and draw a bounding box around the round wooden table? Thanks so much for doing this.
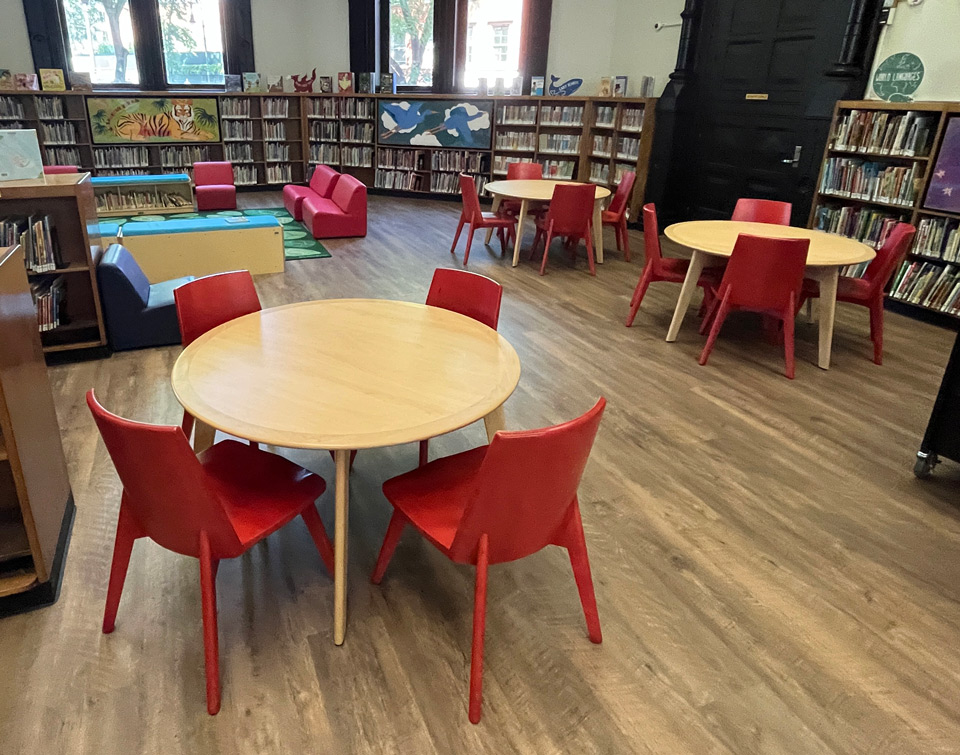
[484,179,612,267]
[171,299,522,645]
[663,220,875,369]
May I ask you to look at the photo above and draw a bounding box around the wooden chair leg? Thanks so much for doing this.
[469,534,489,724]
[371,510,408,584]
[699,289,732,366]
[870,298,884,365]
[418,439,429,467]
[450,217,465,254]
[784,297,796,380]
[625,265,654,327]
[463,224,477,266]
[563,500,602,643]
[300,503,335,574]
[102,501,139,634]
[198,532,221,715]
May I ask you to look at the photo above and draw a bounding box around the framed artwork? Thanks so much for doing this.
[378,99,492,149]
[87,97,220,144]
[925,118,960,214]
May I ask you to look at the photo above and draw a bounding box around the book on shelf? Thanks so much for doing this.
[310,144,340,164]
[621,107,644,131]
[914,216,960,262]
[39,69,66,92]
[46,146,80,166]
[15,74,39,91]
[263,121,287,140]
[0,214,63,273]
[376,169,425,191]
[40,121,77,144]
[613,76,628,97]
[640,76,655,98]
[341,122,373,142]
[159,145,211,167]
[493,155,534,174]
[496,130,536,151]
[31,275,66,331]
[93,145,149,168]
[378,73,397,94]
[224,74,242,92]
[431,150,485,173]
[539,132,580,154]
[832,109,935,157]
[35,97,64,119]
[891,260,960,314]
[531,76,544,96]
[263,97,290,117]
[221,97,251,118]
[0,96,25,118]
[818,157,919,207]
[812,203,904,251]
[242,72,262,92]
[616,135,640,160]
[95,189,191,212]
[598,77,612,97]
[540,105,583,125]
[540,159,576,179]
[70,71,92,92]
[497,104,537,125]
[233,164,258,185]
[338,72,354,94]
[431,172,487,194]
[341,145,373,167]
[318,76,333,93]
[266,75,284,93]
[0,70,12,90]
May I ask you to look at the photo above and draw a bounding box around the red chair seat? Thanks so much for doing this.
[195,184,237,211]
[802,276,871,302]
[200,440,326,547]
[480,211,515,226]
[601,209,619,223]
[283,185,314,221]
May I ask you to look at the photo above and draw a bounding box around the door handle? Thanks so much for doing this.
[782,145,802,167]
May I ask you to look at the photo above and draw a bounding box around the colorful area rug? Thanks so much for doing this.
[105,208,331,261]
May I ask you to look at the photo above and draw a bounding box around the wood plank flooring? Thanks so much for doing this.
[2,191,960,754]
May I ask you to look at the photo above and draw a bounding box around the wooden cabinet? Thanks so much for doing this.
[0,245,75,614]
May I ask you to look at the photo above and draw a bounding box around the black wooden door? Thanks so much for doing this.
[688,0,861,224]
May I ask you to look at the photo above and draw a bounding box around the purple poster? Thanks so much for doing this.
[926,118,960,213]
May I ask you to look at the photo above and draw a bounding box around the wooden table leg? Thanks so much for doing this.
[193,419,216,453]
[485,196,501,244]
[333,449,350,646]
[814,267,839,370]
[512,199,529,267]
[483,404,506,442]
[593,199,604,264]
[666,250,707,342]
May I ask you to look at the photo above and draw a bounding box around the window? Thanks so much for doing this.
[62,0,140,85]
[467,23,474,65]
[388,0,435,87]
[491,23,510,64]
[462,3,522,89]
[159,0,226,86]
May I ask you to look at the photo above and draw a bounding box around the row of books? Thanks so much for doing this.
[819,158,919,207]
[342,98,375,119]
[262,98,290,118]
[221,98,251,118]
[541,159,576,179]
[493,155,534,174]
[32,277,66,332]
[308,98,338,118]
[0,215,62,273]
[539,133,580,155]
[93,146,148,168]
[46,147,81,166]
[595,106,616,127]
[342,123,374,142]
[540,105,583,125]
[592,135,613,157]
[832,109,935,156]
[496,131,536,151]
[497,105,537,125]
[913,217,960,262]
[341,146,373,167]
[234,164,258,185]
[263,121,287,140]
[590,162,612,184]
[0,96,25,119]
[40,121,77,144]
[378,148,423,170]
[97,169,149,176]
[431,150,485,173]
[265,143,291,161]
[95,189,191,212]
[35,97,65,120]
[617,136,641,160]
[811,203,904,250]
[225,143,254,162]
[432,172,487,194]
[375,169,424,191]
[310,121,339,141]
[890,261,960,314]
[310,144,340,164]
[223,120,254,140]
[265,164,293,184]
[621,107,644,131]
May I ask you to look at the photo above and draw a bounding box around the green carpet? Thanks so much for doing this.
[107,208,331,261]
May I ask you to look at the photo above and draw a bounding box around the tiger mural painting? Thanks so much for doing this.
[90,98,220,143]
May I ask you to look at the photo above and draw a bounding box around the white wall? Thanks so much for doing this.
[250,0,350,77]
[0,0,36,74]
[867,1,960,102]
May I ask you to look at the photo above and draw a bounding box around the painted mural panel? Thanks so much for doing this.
[378,100,492,149]
[88,97,220,144]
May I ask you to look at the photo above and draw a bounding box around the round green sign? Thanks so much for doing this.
[873,52,924,102]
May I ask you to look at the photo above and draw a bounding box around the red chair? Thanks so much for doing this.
[194,162,237,211]
[284,164,340,221]
[731,198,792,225]
[602,171,636,261]
[625,204,721,326]
[43,165,79,174]
[698,234,810,379]
[87,390,333,715]
[451,174,517,265]
[419,268,503,466]
[500,161,544,216]
[531,183,597,276]
[371,398,606,723]
[798,222,915,365]
[303,173,367,239]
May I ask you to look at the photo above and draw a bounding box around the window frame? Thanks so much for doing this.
[490,22,510,64]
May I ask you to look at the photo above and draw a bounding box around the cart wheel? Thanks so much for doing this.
[914,452,938,478]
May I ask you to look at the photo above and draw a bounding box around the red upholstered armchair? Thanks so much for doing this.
[193,162,237,211]
[284,165,341,221]
[303,174,367,239]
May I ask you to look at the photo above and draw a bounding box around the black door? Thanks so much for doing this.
[686,0,869,224]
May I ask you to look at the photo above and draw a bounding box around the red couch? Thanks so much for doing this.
[284,165,340,221]
[303,174,367,239]
[193,162,237,211]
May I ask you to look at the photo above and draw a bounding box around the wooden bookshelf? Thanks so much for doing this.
[0,173,107,352]
[809,100,960,323]
[0,245,75,613]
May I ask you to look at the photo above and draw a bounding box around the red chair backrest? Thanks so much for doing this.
[331,174,366,213]
[545,183,595,236]
[719,234,809,311]
[309,164,341,198]
[86,390,243,558]
[861,222,916,298]
[174,271,262,346]
[459,173,483,222]
[43,165,78,174]
[507,161,543,180]
[608,171,636,219]
[731,198,792,225]
[449,398,606,565]
[194,161,235,187]
[642,203,666,275]
[426,268,502,330]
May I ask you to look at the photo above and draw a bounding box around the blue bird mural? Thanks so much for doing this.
[427,105,487,146]
[380,101,436,139]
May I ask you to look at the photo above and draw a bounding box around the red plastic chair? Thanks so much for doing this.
[499,161,545,217]
[43,165,79,174]
[419,268,503,466]
[371,398,606,723]
[531,183,597,276]
[798,222,915,365]
[602,171,636,261]
[731,198,792,225]
[194,161,237,211]
[451,174,517,265]
[698,234,810,379]
[87,390,333,715]
[625,204,721,326]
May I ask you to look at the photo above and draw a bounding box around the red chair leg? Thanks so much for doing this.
[783,297,796,380]
[563,500,602,643]
[698,293,722,336]
[468,534,489,724]
[464,224,476,266]
[539,230,555,275]
[870,298,884,365]
[300,503,335,574]
[529,228,544,260]
[625,265,654,327]
[612,223,622,252]
[620,219,631,262]
[371,510,408,584]
[450,216,465,254]
[102,501,139,634]
[496,227,507,255]
[699,288,732,366]
[583,226,596,276]
[418,439,429,468]
[198,532,221,715]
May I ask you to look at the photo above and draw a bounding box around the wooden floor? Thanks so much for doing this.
[2,191,960,754]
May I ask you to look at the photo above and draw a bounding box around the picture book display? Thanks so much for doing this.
[338,72,354,93]
[614,76,628,97]
[925,117,960,214]
[598,77,612,97]
[378,100,492,149]
[242,73,262,92]
[318,76,333,93]
[71,72,92,91]
[39,69,66,92]
[87,97,221,144]
[0,129,43,180]
[531,76,544,96]
[15,74,39,91]
[0,70,12,90]
[266,75,284,93]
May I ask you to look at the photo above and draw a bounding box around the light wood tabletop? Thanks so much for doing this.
[171,298,521,646]
[484,179,612,267]
[663,220,875,370]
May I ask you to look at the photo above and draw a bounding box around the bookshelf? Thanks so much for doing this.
[809,100,960,323]
[0,244,74,613]
[0,173,107,353]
